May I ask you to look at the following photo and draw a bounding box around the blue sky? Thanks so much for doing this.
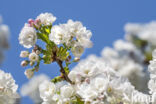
[0,0,156,103]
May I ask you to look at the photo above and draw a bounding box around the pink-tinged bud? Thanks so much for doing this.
[34,19,41,28]
[35,19,41,24]
[28,19,35,27]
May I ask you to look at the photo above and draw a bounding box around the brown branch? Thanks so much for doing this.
[56,59,73,84]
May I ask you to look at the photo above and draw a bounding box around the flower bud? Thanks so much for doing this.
[28,19,35,27]
[20,51,29,58]
[34,19,41,28]
[24,69,34,79]
[34,45,39,51]
[36,50,41,55]
[21,60,29,67]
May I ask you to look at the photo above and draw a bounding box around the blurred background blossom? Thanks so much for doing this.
[0,15,9,63]
[21,74,50,104]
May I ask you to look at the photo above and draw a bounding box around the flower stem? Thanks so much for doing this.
[56,59,73,84]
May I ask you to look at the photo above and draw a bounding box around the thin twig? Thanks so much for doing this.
[56,59,73,84]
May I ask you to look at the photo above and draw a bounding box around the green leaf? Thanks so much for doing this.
[37,32,55,48]
[40,25,52,35]
[45,28,51,34]
[37,33,48,43]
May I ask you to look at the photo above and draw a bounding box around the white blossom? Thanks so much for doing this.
[65,19,93,48]
[49,24,70,45]
[49,19,92,58]
[29,52,39,62]
[60,85,75,98]
[77,83,98,102]
[20,51,29,58]
[68,55,107,83]
[36,12,56,25]
[0,70,19,104]
[125,21,156,46]
[19,24,37,48]
[55,81,67,91]
[39,80,56,101]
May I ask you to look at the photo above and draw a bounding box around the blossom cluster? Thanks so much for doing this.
[101,40,148,92]
[19,12,92,79]
[18,13,156,104]
[0,15,9,63]
[101,21,156,92]
[125,21,156,61]
[125,21,156,46]
[50,19,92,58]
[0,70,19,104]
[37,55,151,104]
